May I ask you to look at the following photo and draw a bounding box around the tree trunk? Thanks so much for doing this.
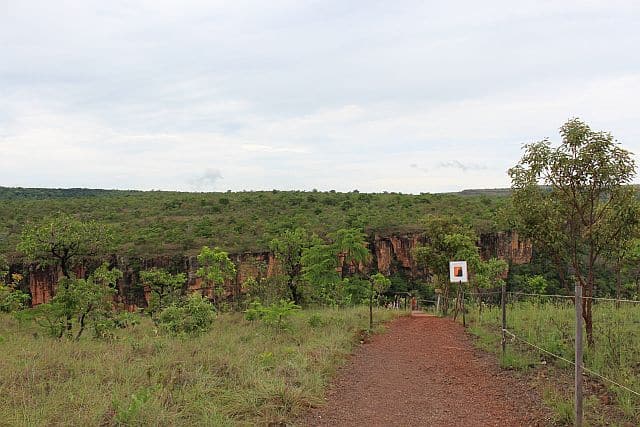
[60,258,71,279]
[75,305,92,341]
[582,274,595,347]
[554,256,569,292]
[289,278,301,305]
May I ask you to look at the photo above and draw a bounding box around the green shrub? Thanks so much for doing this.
[307,314,325,328]
[156,293,216,336]
[244,299,301,329]
[0,273,30,312]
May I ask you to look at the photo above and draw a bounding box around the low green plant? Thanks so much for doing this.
[307,313,325,328]
[156,293,216,336]
[543,387,574,425]
[244,299,301,329]
[114,386,157,425]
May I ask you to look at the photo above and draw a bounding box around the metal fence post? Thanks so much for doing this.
[575,284,583,427]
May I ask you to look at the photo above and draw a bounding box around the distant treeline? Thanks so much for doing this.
[0,187,511,259]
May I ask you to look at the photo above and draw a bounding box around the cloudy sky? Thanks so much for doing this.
[1,1,640,193]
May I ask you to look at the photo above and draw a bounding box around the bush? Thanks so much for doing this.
[156,293,216,336]
[244,299,300,329]
[0,274,30,312]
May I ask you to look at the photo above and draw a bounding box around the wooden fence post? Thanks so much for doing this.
[575,284,583,427]
[461,285,466,327]
[501,283,506,358]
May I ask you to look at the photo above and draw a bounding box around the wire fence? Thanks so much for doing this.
[438,287,640,425]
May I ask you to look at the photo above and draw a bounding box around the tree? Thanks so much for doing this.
[31,263,122,339]
[412,216,477,315]
[332,228,371,279]
[509,118,638,345]
[475,258,508,290]
[18,212,113,278]
[369,272,391,330]
[0,255,29,312]
[301,229,372,306]
[301,238,341,305]
[139,268,187,314]
[269,228,310,304]
[195,246,236,309]
[620,239,640,297]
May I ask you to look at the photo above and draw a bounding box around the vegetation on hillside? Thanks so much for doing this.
[0,188,510,260]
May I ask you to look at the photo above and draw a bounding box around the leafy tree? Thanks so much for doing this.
[301,238,341,304]
[369,272,391,330]
[620,239,640,297]
[603,219,640,305]
[139,268,186,314]
[0,255,27,312]
[509,118,638,344]
[18,212,113,278]
[0,269,30,312]
[412,216,477,315]
[332,228,371,278]
[31,263,122,339]
[243,275,290,306]
[300,230,371,306]
[195,246,236,308]
[269,228,310,304]
[524,275,548,294]
[475,258,508,290]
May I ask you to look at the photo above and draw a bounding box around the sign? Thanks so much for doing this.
[449,261,468,283]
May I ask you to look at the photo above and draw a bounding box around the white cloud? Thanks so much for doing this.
[1,1,640,192]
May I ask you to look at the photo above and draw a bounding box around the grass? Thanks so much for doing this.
[465,297,640,425]
[0,306,403,426]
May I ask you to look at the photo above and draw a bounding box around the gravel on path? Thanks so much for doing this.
[301,315,548,426]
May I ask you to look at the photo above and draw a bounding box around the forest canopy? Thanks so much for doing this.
[0,187,512,260]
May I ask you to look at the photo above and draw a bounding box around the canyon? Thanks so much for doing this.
[17,231,532,308]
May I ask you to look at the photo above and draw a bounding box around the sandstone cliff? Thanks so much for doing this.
[16,231,531,308]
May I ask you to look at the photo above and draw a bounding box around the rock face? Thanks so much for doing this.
[17,231,532,307]
[373,234,427,277]
[479,231,532,265]
[373,231,532,278]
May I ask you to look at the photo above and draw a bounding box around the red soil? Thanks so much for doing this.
[302,315,549,426]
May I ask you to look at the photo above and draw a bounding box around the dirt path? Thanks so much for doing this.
[302,315,549,426]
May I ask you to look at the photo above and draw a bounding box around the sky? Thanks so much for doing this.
[1,0,640,193]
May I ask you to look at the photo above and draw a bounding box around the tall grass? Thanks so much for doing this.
[466,296,640,422]
[0,307,402,425]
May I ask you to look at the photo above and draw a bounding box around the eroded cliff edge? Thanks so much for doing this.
[17,231,531,308]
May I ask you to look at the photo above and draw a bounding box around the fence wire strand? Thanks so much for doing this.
[507,291,640,304]
[503,329,640,398]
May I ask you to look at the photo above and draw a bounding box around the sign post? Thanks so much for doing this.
[449,261,468,325]
[449,261,468,284]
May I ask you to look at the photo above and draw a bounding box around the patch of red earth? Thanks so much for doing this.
[301,315,549,426]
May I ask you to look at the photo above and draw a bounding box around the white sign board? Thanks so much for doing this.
[449,261,468,283]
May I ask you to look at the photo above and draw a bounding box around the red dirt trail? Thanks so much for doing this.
[301,315,548,426]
